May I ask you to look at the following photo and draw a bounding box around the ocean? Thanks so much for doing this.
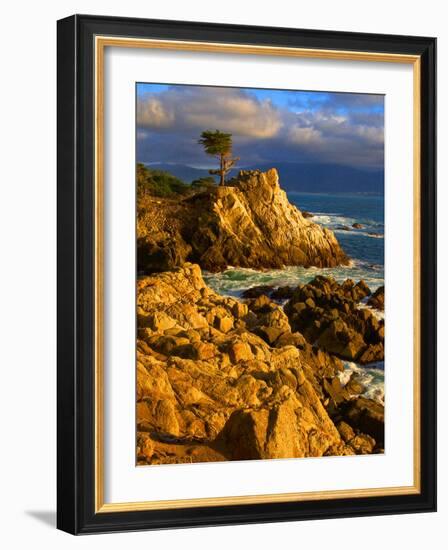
[204,191,385,404]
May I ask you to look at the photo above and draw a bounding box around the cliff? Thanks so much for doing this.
[137,168,349,273]
[136,264,383,465]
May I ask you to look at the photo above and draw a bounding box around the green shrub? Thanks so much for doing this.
[137,163,188,197]
[190,176,217,190]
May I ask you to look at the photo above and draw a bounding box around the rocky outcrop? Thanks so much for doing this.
[284,276,384,364]
[137,169,348,273]
[336,398,384,449]
[136,264,382,465]
[367,286,385,311]
[219,389,348,461]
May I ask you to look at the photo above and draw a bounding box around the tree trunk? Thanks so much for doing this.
[219,154,225,186]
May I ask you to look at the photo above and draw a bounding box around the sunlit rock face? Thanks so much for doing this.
[137,168,349,274]
[135,264,385,466]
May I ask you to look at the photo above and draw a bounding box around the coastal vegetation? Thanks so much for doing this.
[198,129,239,186]
[137,163,188,198]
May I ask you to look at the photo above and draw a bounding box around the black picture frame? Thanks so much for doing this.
[57,14,436,534]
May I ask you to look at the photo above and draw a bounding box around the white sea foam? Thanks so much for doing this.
[204,259,384,298]
[338,361,385,405]
[311,212,384,233]
[358,302,385,320]
[333,229,384,239]
[311,214,337,225]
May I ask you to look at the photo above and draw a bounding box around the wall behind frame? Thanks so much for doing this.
[0,0,443,548]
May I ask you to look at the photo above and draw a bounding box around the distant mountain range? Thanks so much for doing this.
[145,162,384,195]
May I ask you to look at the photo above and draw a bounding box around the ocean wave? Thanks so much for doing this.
[204,260,384,298]
[338,361,385,405]
[333,229,384,239]
[358,302,384,320]
[310,212,384,235]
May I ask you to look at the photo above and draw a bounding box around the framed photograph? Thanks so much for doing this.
[57,14,436,534]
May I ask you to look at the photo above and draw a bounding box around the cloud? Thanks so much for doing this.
[353,125,384,145]
[137,86,282,138]
[137,97,174,128]
[136,85,384,169]
[137,129,149,141]
[288,124,322,145]
[279,107,383,164]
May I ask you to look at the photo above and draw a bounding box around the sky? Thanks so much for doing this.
[136,83,384,171]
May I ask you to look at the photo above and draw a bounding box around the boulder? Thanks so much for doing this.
[349,433,376,454]
[137,232,192,274]
[316,319,366,361]
[141,311,177,332]
[284,276,382,364]
[336,421,355,443]
[137,433,155,461]
[270,286,295,300]
[138,397,180,438]
[358,343,384,363]
[249,294,273,312]
[220,391,342,460]
[345,373,365,396]
[149,334,190,355]
[235,375,271,407]
[255,326,285,345]
[228,341,254,363]
[352,280,372,301]
[241,285,275,299]
[340,397,384,446]
[214,315,234,333]
[336,422,376,454]
[232,302,249,319]
[367,286,385,311]
[275,331,307,349]
[323,376,349,405]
